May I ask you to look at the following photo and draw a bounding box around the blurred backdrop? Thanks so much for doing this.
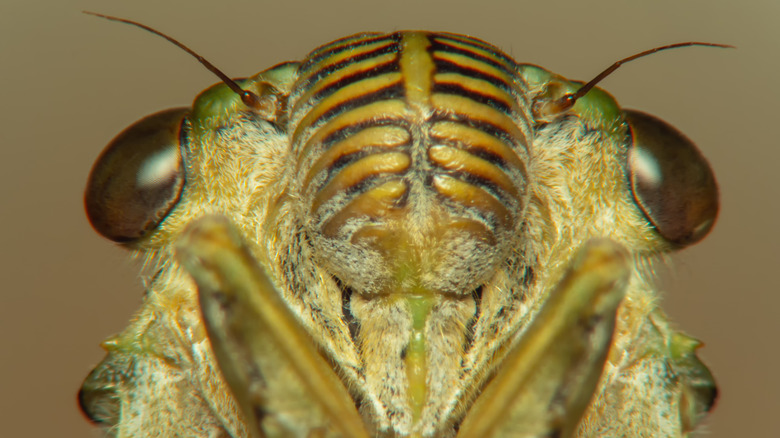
[1,0,776,436]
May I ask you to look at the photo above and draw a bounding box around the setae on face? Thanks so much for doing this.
[79,24,721,438]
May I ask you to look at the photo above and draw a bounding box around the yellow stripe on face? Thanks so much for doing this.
[321,180,408,237]
[432,35,515,74]
[399,32,435,111]
[429,121,528,173]
[434,72,518,113]
[297,52,398,105]
[311,152,410,215]
[295,73,403,134]
[304,126,410,190]
[304,33,379,58]
[432,50,516,87]
[293,35,400,116]
[432,174,513,229]
[431,94,525,141]
[294,99,407,158]
[428,145,519,198]
[301,34,394,76]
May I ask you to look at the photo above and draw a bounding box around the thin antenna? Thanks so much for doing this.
[546,42,734,114]
[83,11,262,109]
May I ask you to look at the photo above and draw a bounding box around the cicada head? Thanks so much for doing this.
[80,18,722,438]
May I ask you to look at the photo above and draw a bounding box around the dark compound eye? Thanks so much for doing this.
[85,108,189,243]
[624,110,719,246]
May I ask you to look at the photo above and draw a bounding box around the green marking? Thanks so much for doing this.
[404,294,434,425]
[190,79,247,134]
[189,62,299,138]
[518,64,624,134]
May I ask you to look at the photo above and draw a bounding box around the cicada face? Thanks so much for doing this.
[79,31,719,438]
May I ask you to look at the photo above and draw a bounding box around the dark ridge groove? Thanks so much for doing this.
[429,111,522,152]
[428,134,514,172]
[301,33,396,73]
[432,81,513,114]
[311,144,410,193]
[434,34,517,68]
[462,285,484,358]
[337,277,361,346]
[433,58,513,93]
[430,39,515,78]
[300,38,400,87]
[308,83,405,129]
[432,167,517,207]
[321,118,409,147]
[313,60,400,102]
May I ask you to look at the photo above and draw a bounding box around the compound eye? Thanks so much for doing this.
[85,108,188,242]
[625,110,718,246]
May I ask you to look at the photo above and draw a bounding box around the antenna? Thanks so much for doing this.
[544,42,734,114]
[83,11,263,109]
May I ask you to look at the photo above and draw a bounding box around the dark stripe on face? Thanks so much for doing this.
[322,143,410,188]
[431,167,516,208]
[299,42,401,91]
[307,83,405,130]
[434,33,517,70]
[430,136,512,173]
[430,112,521,152]
[320,118,410,148]
[433,58,513,93]
[429,39,515,79]
[340,170,406,199]
[432,82,513,114]
[313,61,401,102]
[300,33,396,73]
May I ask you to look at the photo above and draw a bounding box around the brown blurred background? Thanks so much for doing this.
[1,0,776,436]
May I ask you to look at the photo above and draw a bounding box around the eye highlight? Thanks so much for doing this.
[625,110,718,246]
[85,108,188,242]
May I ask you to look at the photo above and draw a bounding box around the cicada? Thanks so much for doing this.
[79,14,723,438]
